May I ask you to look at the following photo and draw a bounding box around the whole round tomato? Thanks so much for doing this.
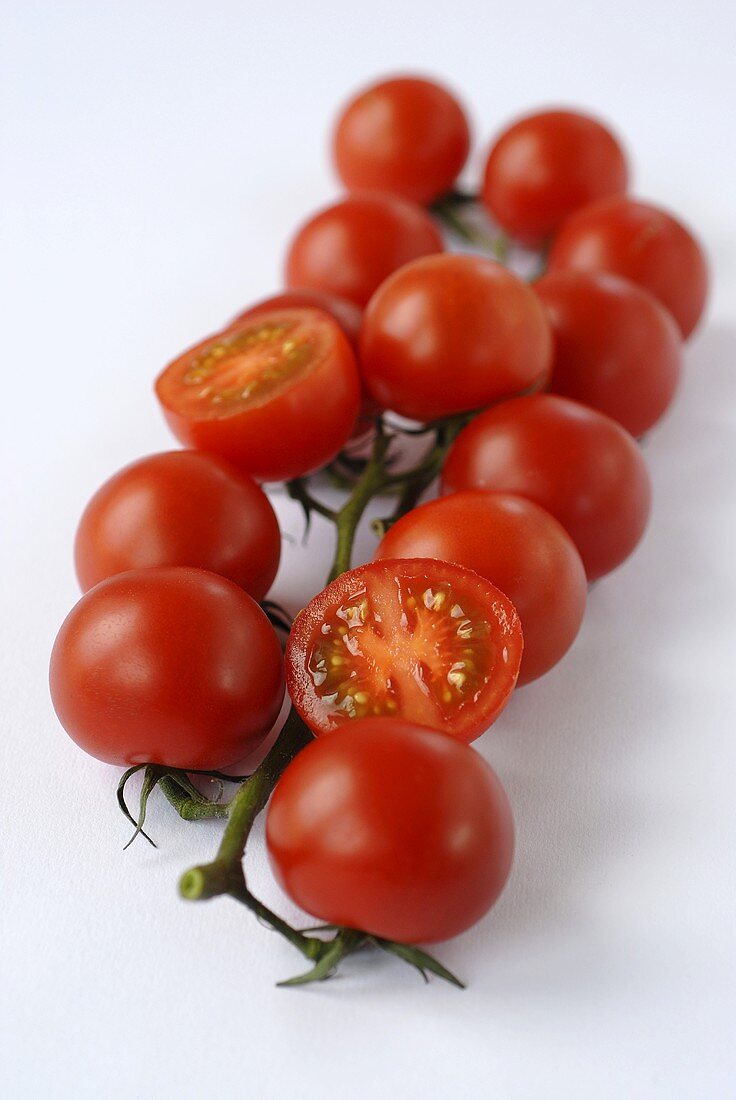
[359,254,552,421]
[376,491,586,685]
[49,567,285,769]
[286,557,522,743]
[229,289,362,350]
[266,717,514,943]
[74,450,282,599]
[441,394,651,581]
[535,270,683,437]
[482,109,629,244]
[155,307,361,482]
[284,193,443,308]
[332,75,471,205]
[548,196,709,339]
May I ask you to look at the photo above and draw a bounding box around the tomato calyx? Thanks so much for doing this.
[117,763,247,848]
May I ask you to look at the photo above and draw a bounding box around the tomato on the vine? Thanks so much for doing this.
[266,717,514,943]
[376,491,586,685]
[49,567,285,770]
[482,109,629,244]
[284,193,443,308]
[155,307,361,482]
[332,75,471,205]
[441,394,651,581]
[535,270,683,437]
[286,558,523,743]
[548,196,709,339]
[74,450,282,599]
[359,254,552,421]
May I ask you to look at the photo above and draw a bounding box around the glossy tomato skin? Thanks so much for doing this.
[155,308,361,482]
[74,451,281,599]
[442,395,651,581]
[535,271,683,437]
[230,289,362,351]
[49,567,285,769]
[266,718,514,943]
[359,254,552,421]
[332,75,471,205]
[284,193,443,308]
[376,491,586,685]
[548,196,709,339]
[482,109,628,245]
[286,557,523,743]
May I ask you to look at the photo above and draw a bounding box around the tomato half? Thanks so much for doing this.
[284,193,443,308]
[441,394,651,581]
[535,270,683,437]
[155,308,361,482]
[229,289,362,351]
[482,109,628,244]
[49,567,285,769]
[359,254,552,421]
[74,450,282,599]
[376,491,586,685]
[332,75,471,205]
[285,558,522,743]
[267,717,514,944]
[548,196,709,339]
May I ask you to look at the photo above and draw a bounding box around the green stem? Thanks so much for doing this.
[327,425,392,581]
[431,193,509,263]
[159,776,231,821]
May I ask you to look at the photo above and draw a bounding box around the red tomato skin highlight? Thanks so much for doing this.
[482,109,629,244]
[155,308,361,483]
[442,394,652,582]
[535,270,683,437]
[332,75,471,205]
[284,193,444,308]
[285,557,523,744]
[266,718,514,943]
[74,450,281,600]
[49,567,285,769]
[359,254,552,421]
[376,491,586,684]
[548,196,709,339]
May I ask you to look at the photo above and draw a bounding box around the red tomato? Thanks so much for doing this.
[155,308,361,482]
[548,197,709,339]
[482,109,629,244]
[332,75,471,205]
[359,254,552,421]
[230,289,362,350]
[535,271,683,437]
[286,558,522,743]
[284,193,443,308]
[266,717,514,943]
[74,450,281,599]
[49,567,285,769]
[376,491,586,684]
[442,394,651,581]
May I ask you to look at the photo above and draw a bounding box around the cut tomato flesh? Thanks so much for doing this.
[287,559,523,743]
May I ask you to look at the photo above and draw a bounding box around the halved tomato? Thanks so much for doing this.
[286,558,523,743]
[155,308,361,482]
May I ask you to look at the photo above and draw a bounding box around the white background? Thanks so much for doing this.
[2,2,735,1096]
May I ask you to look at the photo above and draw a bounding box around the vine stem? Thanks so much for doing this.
[431,191,509,263]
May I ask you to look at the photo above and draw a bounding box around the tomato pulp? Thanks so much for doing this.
[286,558,523,743]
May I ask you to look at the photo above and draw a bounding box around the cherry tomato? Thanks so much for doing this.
[266,717,514,943]
[482,109,629,245]
[155,308,361,482]
[230,289,362,350]
[74,450,281,599]
[535,271,683,437]
[284,193,443,308]
[49,567,285,769]
[359,254,552,421]
[332,75,471,205]
[442,394,651,581]
[548,197,709,339]
[286,558,522,743]
[376,491,586,685]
